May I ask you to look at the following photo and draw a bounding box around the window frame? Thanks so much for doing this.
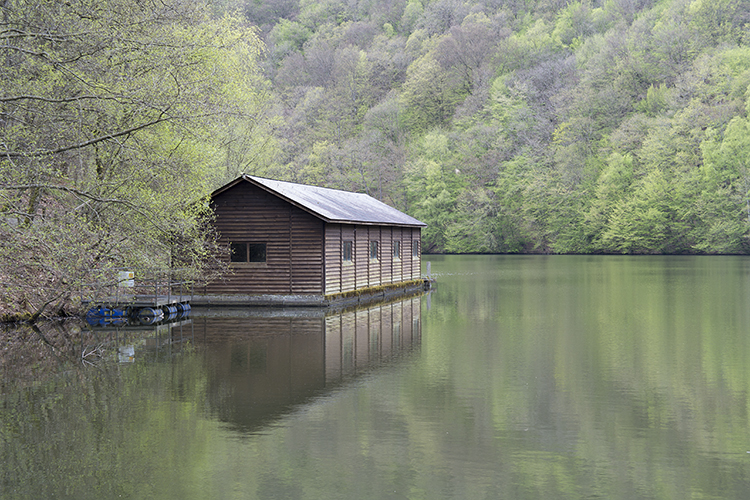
[369,240,379,260]
[393,240,401,260]
[229,241,267,264]
[343,240,353,262]
[412,240,420,258]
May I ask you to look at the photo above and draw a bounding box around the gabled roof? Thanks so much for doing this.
[212,175,426,228]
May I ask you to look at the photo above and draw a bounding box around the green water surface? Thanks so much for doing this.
[2,255,750,499]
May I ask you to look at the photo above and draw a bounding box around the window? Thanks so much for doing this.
[369,241,378,260]
[343,240,353,262]
[230,243,246,263]
[393,240,401,259]
[412,240,420,257]
[230,242,266,263]
[248,243,266,262]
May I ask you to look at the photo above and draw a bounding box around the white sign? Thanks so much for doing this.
[118,271,134,288]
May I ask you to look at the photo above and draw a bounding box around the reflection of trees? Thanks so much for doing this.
[0,296,424,499]
[0,322,210,499]
[1,319,196,389]
[391,255,750,498]
[1,321,100,386]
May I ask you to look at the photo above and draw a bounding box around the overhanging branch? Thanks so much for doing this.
[1,113,172,158]
[0,94,123,104]
[0,183,175,236]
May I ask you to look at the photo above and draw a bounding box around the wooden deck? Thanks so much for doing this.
[94,294,192,308]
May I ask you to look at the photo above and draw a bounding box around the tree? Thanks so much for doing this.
[689,119,750,252]
[599,167,691,253]
[689,0,750,45]
[435,14,499,96]
[0,0,269,319]
[246,0,750,257]
[399,52,466,133]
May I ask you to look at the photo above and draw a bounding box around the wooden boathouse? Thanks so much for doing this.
[200,175,426,305]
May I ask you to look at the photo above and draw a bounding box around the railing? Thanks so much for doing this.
[88,268,194,307]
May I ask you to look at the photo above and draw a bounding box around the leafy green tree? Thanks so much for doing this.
[584,152,635,249]
[399,52,466,133]
[690,119,750,252]
[688,0,750,45]
[600,168,691,253]
[243,0,300,26]
[445,186,528,253]
[0,0,268,319]
[552,0,596,48]
[399,0,424,34]
[404,131,461,251]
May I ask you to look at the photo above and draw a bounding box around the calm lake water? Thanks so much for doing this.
[3,255,750,499]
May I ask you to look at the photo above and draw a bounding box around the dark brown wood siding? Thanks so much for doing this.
[355,225,369,290]
[323,224,422,294]
[380,227,392,286]
[206,182,324,295]
[369,226,382,287]
[324,224,342,294]
[291,208,325,293]
[323,224,359,295]
[341,226,356,292]
[408,227,421,281]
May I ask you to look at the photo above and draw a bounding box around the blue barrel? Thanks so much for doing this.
[164,305,178,322]
[139,315,159,325]
[138,307,163,318]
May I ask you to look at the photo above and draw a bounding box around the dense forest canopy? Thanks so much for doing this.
[2,0,750,317]
[234,0,750,255]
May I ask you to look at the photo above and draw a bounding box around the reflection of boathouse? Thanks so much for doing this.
[194,296,421,433]
[201,175,426,305]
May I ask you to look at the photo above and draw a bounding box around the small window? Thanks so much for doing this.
[369,241,378,260]
[343,240,353,261]
[393,240,401,259]
[412,241,420,257]
[230,242,267,263]
[248,243,266,262]
[230,243,247,263]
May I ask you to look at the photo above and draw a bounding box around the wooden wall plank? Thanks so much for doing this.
[355,226,369,290]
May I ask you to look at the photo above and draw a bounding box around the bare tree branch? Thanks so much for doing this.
[0,94,122,104]
[0,183,176,236]
[1,113,171,158]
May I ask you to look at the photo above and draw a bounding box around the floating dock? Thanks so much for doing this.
[82,271,193,322]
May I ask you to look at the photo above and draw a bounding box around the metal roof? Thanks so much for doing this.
[213,175,426,228]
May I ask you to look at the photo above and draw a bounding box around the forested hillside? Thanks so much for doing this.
[228,0,750,254]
